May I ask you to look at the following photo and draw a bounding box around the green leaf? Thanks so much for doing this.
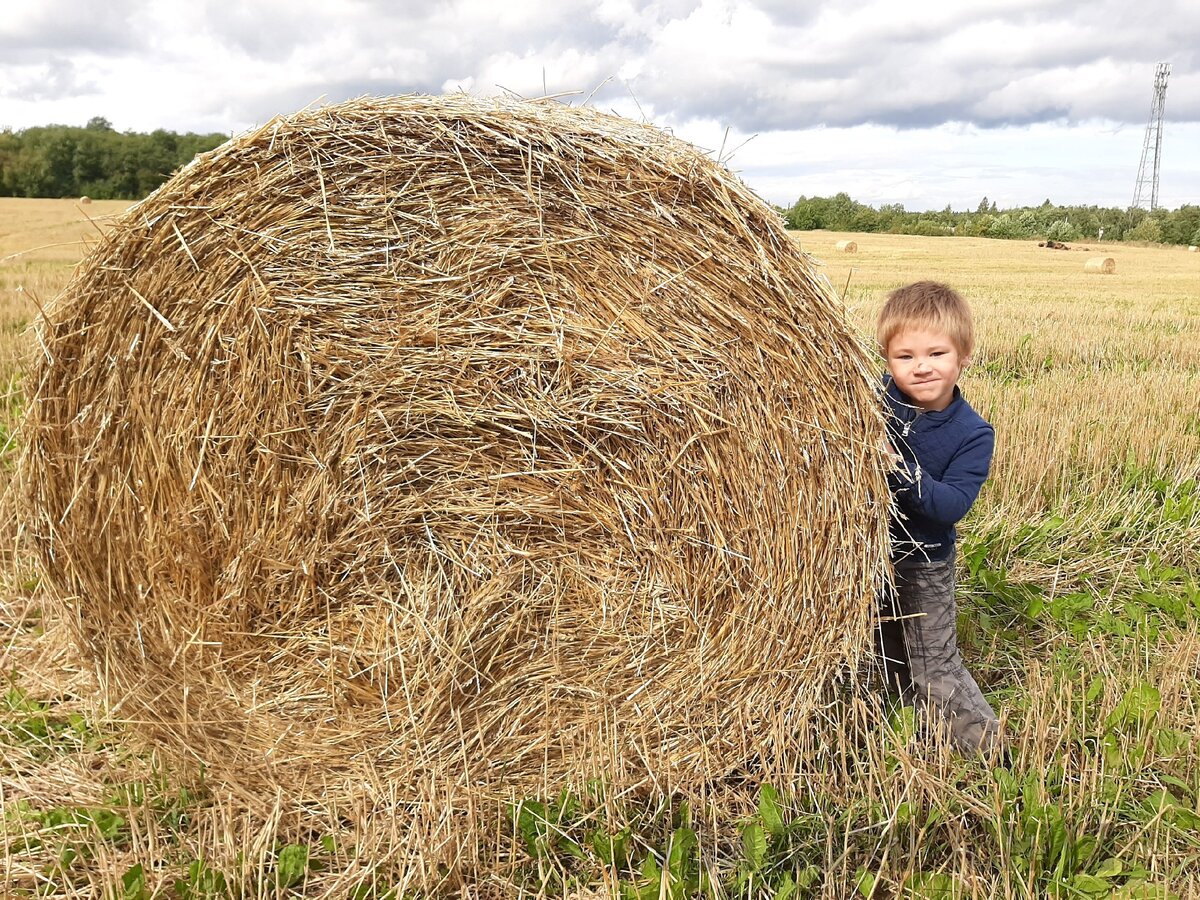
[757,784,785,837]
[1094,857,1123,878]
[121,864,148,900]
[1071,873,1113,897]
[276,843,309,888]
[775,874,797,900]
[591,829,615,866]
[742,822,766,871]
[797,864,821,888]
[906,871,960,897]
[1107,683,1162,730]
[666,826,697,877]
[1143,789,1178,817]
[1154,728,1191,757]
[514,800,548,854]
[1111,883,1175,900]
[855,867,877,897]
[173,859,228,899]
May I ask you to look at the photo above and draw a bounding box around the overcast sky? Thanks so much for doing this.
[2,0,1197,211]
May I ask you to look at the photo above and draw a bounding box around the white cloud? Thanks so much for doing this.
[1,0,1197,207]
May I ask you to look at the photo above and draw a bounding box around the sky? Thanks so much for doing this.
[1,0,1198,211]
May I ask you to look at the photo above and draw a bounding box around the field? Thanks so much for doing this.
[1,199,1199,898]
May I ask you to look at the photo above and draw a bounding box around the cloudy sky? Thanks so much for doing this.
[2,0,1197,211]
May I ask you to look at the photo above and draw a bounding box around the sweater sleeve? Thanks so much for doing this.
[895,426,994,526]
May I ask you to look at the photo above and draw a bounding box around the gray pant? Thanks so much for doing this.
[878,554,1003,755]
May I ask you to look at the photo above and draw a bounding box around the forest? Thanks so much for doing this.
[783,191,1200,245]
[3,119,1198,247]
[0,117,227,201]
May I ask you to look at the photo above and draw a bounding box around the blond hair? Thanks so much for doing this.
[876,281,974,357]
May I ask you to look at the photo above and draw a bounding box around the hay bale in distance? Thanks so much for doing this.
[78,195,91,204]
[1189,245,1198,252]
[1084,256,1117,274]
[835,239,858,252]
[22,95,890,882]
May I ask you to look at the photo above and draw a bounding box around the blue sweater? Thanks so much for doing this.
[883,376,994,562]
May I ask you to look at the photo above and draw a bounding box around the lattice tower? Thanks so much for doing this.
[1132,62,1170,210]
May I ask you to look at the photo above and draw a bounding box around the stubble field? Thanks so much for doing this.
[1,199,1198,897]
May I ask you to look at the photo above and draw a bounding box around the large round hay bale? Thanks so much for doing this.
[22,95,888,878]
[1084,256,1116,274]
[835,239,858,253]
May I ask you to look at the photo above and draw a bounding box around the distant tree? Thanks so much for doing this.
[1045,220,1080,242]
[785,197,821,230]
[911,218,952,236]
[0,120,226,199]
[986,214,1021,239]
[779,190,1195,245]
[1126,218,1162,243]
[1159,205,1200,245]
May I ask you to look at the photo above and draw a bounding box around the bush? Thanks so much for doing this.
[910,218,953,237]
[1126,218,1163,243]
[1046,220,1080,242]
[986,214,1022,239]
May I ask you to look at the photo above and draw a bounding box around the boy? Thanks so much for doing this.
[875,281,1003,756]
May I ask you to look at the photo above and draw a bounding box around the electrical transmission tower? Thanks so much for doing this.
[1132,62,1170,210]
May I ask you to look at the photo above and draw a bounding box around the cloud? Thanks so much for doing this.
[0,0,142,56]
[615,0,1200,130]
[0,59,98,103]
[2,0,1199,208]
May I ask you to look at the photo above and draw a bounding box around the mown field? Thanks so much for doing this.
[1,199,1198,898]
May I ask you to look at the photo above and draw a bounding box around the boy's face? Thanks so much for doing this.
[885,328,967,412]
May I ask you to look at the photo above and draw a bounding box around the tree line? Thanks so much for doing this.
[0,117,228,200]
[4,118,1199,247]
[783,192,1200,246]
